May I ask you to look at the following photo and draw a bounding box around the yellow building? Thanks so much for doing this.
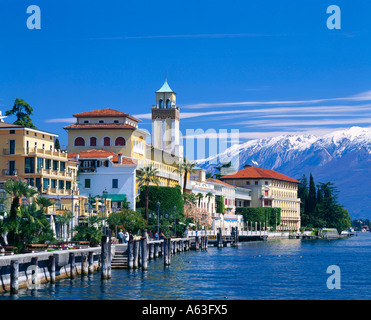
[221,164,301,231]
[0,119,89,224]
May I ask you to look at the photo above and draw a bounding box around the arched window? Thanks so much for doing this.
[115,137,126,146]
[90,137,97,147]
[159,99,164,109]
[74,137,85,147]
[103,137,111,146]
[166,99,171,108]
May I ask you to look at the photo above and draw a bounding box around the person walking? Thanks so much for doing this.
[117,229,124,244]
[149,230,153,241]
[155,231,159,240]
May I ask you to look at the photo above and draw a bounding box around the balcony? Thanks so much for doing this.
[2,147,67,159]
[1,169,18,176]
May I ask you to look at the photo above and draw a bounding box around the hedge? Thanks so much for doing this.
[236,207,281,228]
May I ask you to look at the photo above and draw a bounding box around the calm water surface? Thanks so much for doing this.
[2,233,371,300]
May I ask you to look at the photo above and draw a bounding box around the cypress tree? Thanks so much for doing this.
[305,173,317,215]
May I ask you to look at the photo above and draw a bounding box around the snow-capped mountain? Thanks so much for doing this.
[196,127,371,218]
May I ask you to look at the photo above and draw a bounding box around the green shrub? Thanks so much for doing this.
[236,207,281,229]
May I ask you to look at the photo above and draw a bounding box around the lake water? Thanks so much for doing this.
[2,232,371,300]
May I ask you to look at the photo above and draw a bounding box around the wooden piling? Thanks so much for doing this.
[31,256,39,285]
[49,255,56,284]
[217,228,223,248]
[154,242,159,258]
[88,251,94,274]
[81,252,89,276]
[149,243,154,260]
[107,234,112,279]
[141,231,148,271]
[101,235,109,279]
[128,240,134,269]
[10,260,19,294]
[69,253,76,279]
[133,240,140,269]
[164,238,171,266]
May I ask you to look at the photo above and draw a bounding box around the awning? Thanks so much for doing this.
[106,194,126,202]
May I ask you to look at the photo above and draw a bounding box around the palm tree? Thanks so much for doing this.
[205,192,214,212]
[183,193,197,206]
[196,193,204,208]
[35,196,55,213]
[174,158,197,195]
[137,165,160,223]
[3,179,38,219]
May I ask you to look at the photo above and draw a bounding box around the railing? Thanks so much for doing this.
[1,169,18,176]
[2,148,67,158]
[187,230,268,237]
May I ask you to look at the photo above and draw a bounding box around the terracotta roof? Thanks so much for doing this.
[63,123,136,130]
[206,178,236,188]
[67,149,137,165]
[221,165,299,183]
[72,108,141,122]
[0,122,24,128]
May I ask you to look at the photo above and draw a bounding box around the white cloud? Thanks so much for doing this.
[45,118,75,123]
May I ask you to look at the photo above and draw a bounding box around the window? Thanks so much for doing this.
[166,99,171,108]
[265,181,268,185]
[103,137,111,146]
[84,179,91,189]
[9,140,15,155]
[265,190,269,196]
[51,179,57,189]
[66,181,71,190]
[60,162,65,172]
[74,137,85,147]
[24,157,35,174]
[90,137,97,147]
[37,158,43,173]
[246,180,250,185]
[159,99,164,108]
[114,120,119,124]
[255,181,258,185]
[59,180,65,189]
[112,179,118,189]
[43,178,50,190]
[99,120,104,124]
[9,130,15,134]
[115,137,126,146]
[45,159,51,169]
[84,120,89,124]
[53,160,59,171]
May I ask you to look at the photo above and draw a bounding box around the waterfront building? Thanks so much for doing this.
[220,164,301,231]
[0,116,86,230]
[63,80,184,209]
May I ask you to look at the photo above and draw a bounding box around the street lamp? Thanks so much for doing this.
[156,201,160,236]
[103,188,108,235]
[55,196,61,210]
[75,203,80,225]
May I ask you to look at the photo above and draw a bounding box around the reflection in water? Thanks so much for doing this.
[1,234,371,300]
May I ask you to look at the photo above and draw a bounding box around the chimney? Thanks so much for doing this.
[118,153,122,164]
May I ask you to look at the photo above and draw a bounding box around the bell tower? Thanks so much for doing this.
[152,79,182,157]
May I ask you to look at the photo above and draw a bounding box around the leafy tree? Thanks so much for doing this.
[35,196,54,213]
[72,216,104,244]
[107,209,147,234]
[5,98,36,129]
[137,165,160,223]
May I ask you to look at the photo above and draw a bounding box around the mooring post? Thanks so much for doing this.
[88,251,94,274]
[217,228,223,248]
[107,232,112,279]
[10,260,19,294]
[205,235,208,250]
[164,238,171,266]
[149,243,154,260]
[49,255,56,284]
[161,240,164,256]
[154,242,159,258]
[133,239,139,269]
[101,235,109,280]
[31,256,39,285]
[128,240,134,269]
[81,252,89,276]
[141,231,148,271]
[69,253,75,279]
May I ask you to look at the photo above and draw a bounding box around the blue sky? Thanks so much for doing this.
[1,0,371,158]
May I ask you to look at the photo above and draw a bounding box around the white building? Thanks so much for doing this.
[68,150,137,210]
